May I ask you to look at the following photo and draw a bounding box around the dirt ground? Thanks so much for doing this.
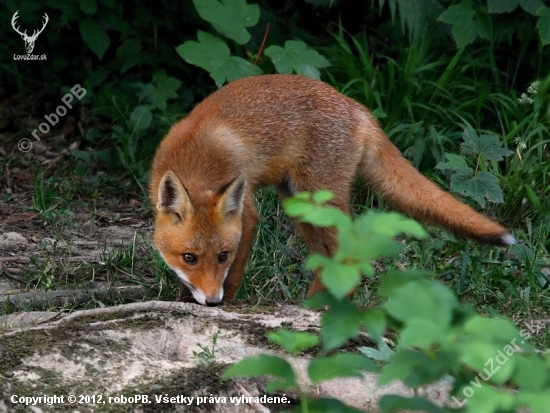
[0,301,454,413]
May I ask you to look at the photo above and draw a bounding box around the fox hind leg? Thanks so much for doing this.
[276,172,353,298]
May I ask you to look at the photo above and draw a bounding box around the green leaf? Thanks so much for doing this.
[267,329,319,355]
[488,0,518,13]
[283,194,316,217]
[319,261,361,299]
[379,272,458,328]
[362,309,386,343]
[79,18,110,60]
[379,395,447,413]
[192,0,259,44]
[520,0,545,14]
[378,349,448,387]
[151,70,183,111]
[516,392,550,413]
[129,105,152,132]
[458,341,516,384]
[462,316,520,344]
[265,40,330,79]
[312,189,334,204]
[450,170,504,207]
[301,207,349,228]
[536,7,550,45]
[308,354,378,384]
[513,355,547,391]
[359,339,394,362]
[221,354,297,392]
[460,129,513,161]
[80,0,98,14]
[463,384,514,412]
[355,212,427,240]
[400,319,447,349]
[116,40,142,74]
[320,299,362,351]
[435,152,472,174]
[176,31,262,87]
[438,2,478,47]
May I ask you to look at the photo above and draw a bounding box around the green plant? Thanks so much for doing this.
[194,332,219,364]
[436,126,512,207]
[223,191,550,412]
[176,0,330,86]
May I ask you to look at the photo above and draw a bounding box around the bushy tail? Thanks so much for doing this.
[360,130,515,246]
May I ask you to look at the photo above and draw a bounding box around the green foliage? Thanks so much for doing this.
[192,0,259,44]
[265,40,330,79]
[193,332,219,364]
[79,17,111,59]
[176,0,331,86]
[176,31,262,87]
[438,0,550,47]
[378,0,445,45]
[267,329,319,354]
[223,192,550,412]
[438,1,493,48]
[436,127,512,207]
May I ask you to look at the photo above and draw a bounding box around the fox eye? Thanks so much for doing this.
[182,253,197,265]
[218,251,229,264]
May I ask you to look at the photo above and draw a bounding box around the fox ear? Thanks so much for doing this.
[218,175,247,217]
[157,171,193,220]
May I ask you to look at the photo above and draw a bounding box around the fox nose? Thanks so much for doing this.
[206,297,222,307]
[205,296,222,307]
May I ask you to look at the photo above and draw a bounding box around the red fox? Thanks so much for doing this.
[150,74,514,306]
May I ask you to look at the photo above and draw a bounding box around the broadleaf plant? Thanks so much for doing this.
[176,0,331,86]
[222,190,550,412]
[436,127,512,207]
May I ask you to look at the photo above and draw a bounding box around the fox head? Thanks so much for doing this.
[153,171,247,305]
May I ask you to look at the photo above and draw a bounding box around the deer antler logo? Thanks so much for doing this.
[11,10,49,54]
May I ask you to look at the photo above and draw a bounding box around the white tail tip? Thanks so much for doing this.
[502,234,516,246]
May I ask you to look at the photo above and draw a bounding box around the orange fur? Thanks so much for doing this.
[150,74,513,305]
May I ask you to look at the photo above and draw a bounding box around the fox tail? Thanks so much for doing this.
[359,127,515,246]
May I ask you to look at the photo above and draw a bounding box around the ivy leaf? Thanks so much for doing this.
[460,129,513,161]
[450,170,503,207]
[80,18,110,60]
[176,31,262,87]
[537,7,550,45]
[265,40,330,79]
[192,0,259,44]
